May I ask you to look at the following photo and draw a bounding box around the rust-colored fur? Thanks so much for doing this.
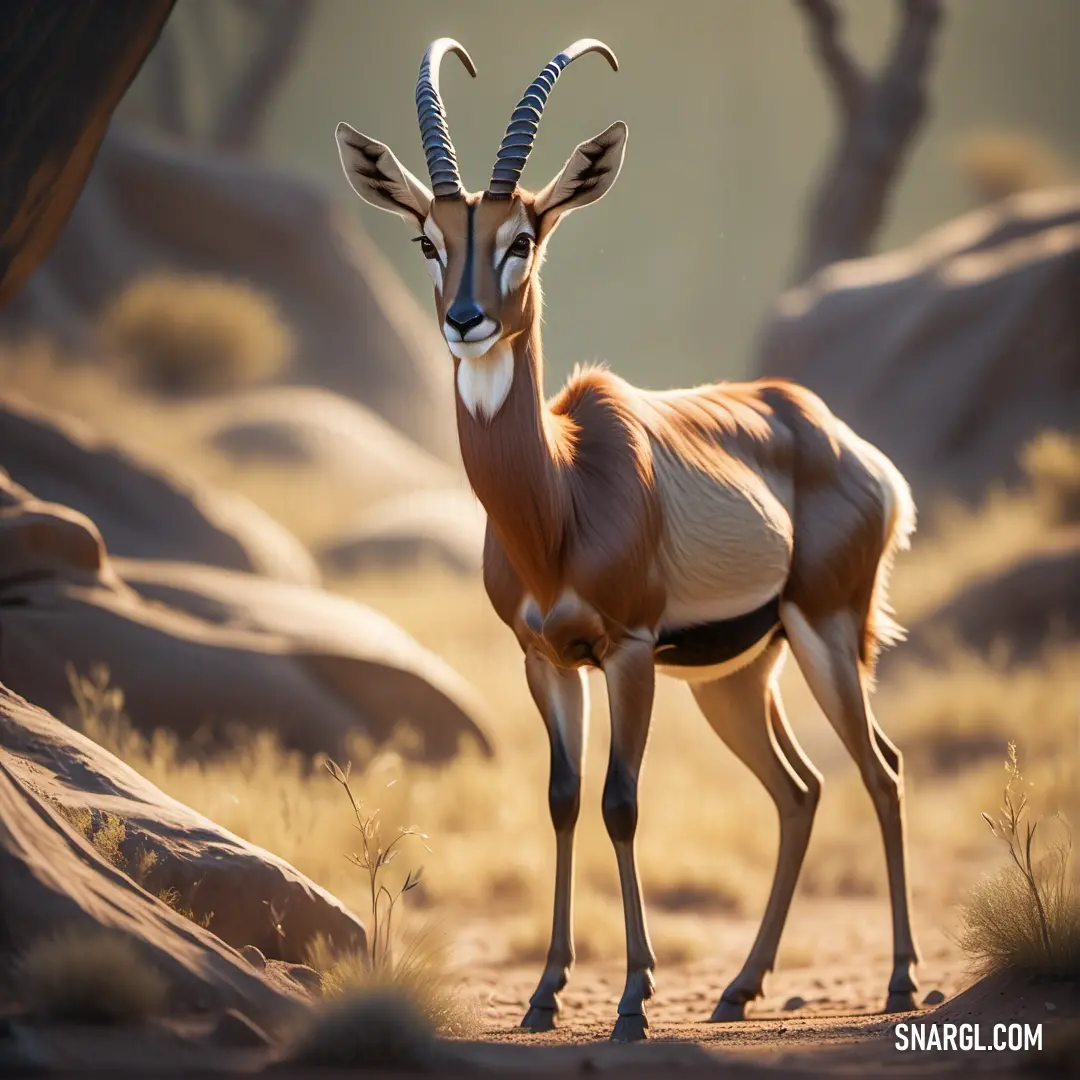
[460,341,912,682]
[336,44,920,1034]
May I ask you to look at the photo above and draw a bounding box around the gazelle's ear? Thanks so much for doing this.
[336,122,433,228]
[533,121,627,242]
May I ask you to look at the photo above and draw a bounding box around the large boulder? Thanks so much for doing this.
[192,385,461,511]
[0,746,300,1029]
[319,488,487,577]
[885,526,1080,671]
[0,126,459,462]
[0,682,366,965]
[757,186,1080,511]
[0,476,493,763]
[0,394,319,585]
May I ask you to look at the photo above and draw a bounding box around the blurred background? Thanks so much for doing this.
[109,0,1080,386]
[1,0,1078,1019]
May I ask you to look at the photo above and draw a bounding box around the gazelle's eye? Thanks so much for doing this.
[509,233,534,258]
[413,236,438,260]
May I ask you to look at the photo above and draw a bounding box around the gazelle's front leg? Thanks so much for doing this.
[521,647,588,1032]
[601,632,657,1042]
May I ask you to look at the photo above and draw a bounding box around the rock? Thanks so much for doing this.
[196,387,461,511]
[0,126,459,462]
[320,488,487,577]
[0,682,367,966]
[922,990,946,1006]
[0,740,300,1027]
[783,996,807,1011]
[884,526,1080,671]
[207,1009,271,1049]
[239,946,267,970]
[758,186,1080,513]
[274,963,323,995]
[0,395,318,585]
[0,478,493,763]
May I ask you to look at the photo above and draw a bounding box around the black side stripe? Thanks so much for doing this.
[655,596,783,667]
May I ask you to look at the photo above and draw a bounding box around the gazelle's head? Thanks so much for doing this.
[336,39,626,373]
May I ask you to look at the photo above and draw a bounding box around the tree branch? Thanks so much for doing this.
[795,0,866,122]
[792,0,943,282]
[210,0,314,152]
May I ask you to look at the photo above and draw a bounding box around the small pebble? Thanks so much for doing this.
[239,944,266,970]
[783,995,807,1011]
[921,990,946,1006]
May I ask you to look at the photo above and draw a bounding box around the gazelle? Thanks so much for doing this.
[337,38,920,1042]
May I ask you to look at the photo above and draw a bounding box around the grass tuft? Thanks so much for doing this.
[956,744,1080,978]
[306,934,479,1039]
[99,272,294,396]
[953,130,1072,205]
[302,761,480,1038]
[285,984,445,1069]
[1021,430,1080,525]
[16,928,169,1025]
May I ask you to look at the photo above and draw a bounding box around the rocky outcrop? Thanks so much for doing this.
[0,126,459,462]
[758,187,1080,512]
[194,385,462,511]
[0,682,366,965]
[319,488,487,577]
[0,742,300,1029]
[886,527,1080,670]
[0,394,319,585]
[0,474,493,762]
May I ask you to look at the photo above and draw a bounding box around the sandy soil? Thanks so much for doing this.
[458,895,969,1030]
[4,905,1073,1079]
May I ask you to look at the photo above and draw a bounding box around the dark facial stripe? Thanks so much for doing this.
[457,204,477,309]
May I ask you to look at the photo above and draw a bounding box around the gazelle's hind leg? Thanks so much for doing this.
[690,637,823,1021]
[780,602,920,1012]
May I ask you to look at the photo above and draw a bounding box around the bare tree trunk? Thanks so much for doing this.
[211,0,315,152]
[792,0,943,283]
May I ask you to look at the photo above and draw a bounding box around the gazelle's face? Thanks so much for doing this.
[419,194,540,361]
[336,38,626,380]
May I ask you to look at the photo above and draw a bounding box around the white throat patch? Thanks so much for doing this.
[456,339,514,422]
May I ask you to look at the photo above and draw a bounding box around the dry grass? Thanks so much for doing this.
[285,985,444,1069]
[99,273,294,395]
[295,760,480,1038]
[1022,429,1080,525]
[6,339,1078,980]
[954,130,1073,205]
[956,746,1080,978]
[874,644,1080,777]
[51,798,214,930]
[65,470,1078,973]
[305,935,480,1039]
[16,928,169,1025]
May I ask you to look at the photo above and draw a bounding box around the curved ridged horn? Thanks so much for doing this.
[488,39,618,197]
[416,38,477,198]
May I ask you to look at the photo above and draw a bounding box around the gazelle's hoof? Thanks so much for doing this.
[610,1012,649,1042]
[884,991,918,1014]
[708,998,747,1022]
[520,1006,558,1032]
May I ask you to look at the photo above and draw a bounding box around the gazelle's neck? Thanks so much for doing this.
[455,324,568,602]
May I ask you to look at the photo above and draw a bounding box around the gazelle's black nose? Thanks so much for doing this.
[446,302,485,336]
